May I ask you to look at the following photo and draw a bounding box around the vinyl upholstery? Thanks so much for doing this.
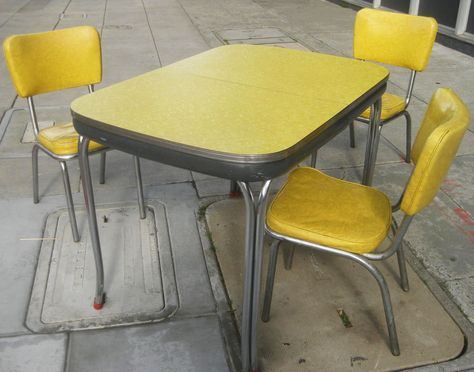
[266,167,392,254]
[359,93,406,120]
[3,26,101,97]
[267,89,469,252]
[354,9,437,124]
[3,26,104,155]
[37,123,105,155]
[353,8,438,72]
[401,88,470,215]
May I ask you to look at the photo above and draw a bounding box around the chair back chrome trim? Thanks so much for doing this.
[27,96,40,137]
[405,70,417,107]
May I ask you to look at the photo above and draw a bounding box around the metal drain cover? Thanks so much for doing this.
[27,201,178,332]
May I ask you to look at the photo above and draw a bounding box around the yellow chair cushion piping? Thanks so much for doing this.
[37,122,105,156]
[267,167,392,254]
[360,92,406,121]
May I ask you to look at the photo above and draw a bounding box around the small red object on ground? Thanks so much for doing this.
[93,302,104,310]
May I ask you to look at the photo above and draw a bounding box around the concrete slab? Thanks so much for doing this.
[256,0,356,34]
[0,333,67,372]
[99,2,161,86]
[21,120,55,143]
[86,150,192,190]
[441,154,474,217]
[206,198,465,371]
[67,316,231,372]
[195,178,231,198]
[142,0,209,66]
[227,37,293,45]
[0,156,81,200]
[404,194,474,282]
[0,196,66,336]
[265,42,310,51]
[1,0,473,371]
[444,277,474,323]
[217,27,287,41]
[27,202,178,332]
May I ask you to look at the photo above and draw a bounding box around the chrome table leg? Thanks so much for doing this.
[230,180,241,197]
[237,180,272,372]
[362,98,382,186]
[262,239,281,322]
[99,152,106,184]
[310,150,317,168]
[79,135,106,310]
[134,156,146,219]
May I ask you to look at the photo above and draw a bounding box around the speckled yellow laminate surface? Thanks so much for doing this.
[71,45,388,156]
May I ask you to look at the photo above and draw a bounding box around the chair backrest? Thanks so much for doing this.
[353,8,438,72]
[3,26,102,98]
[401,88,470,216]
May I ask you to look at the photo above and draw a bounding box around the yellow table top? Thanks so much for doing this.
[71,44,388,159]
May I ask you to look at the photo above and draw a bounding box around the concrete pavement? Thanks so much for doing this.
[0,0,473,371]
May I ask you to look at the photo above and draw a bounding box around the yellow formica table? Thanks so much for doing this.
[71,44,388,372]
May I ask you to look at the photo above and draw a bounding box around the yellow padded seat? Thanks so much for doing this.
[37,122,104,155]
[267,167,392,254]
[360,93,406,120]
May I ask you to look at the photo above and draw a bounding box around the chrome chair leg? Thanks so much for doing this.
[32,144,39,204]
[283,244,295,270]
[404,111,412,163]
[59,161,80,242]
[134,156,146,219]
[310,150,318,168]
[99,152,106,184]
[396,245,409,292]
[359,258,400,356]
[349,121,356,148]
[262,239,281,322]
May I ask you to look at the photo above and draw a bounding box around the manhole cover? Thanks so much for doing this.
[26,201,178,332]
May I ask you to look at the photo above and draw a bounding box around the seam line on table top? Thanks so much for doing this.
[168,69,387,106]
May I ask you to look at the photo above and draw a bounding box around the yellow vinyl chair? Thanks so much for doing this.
[3,26,146,242]
[263,88,470,356]
[348,9,437,164]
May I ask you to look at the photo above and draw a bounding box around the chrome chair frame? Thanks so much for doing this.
[28,84,146,242]
[349,70,417,163]
[261,186,413,356]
